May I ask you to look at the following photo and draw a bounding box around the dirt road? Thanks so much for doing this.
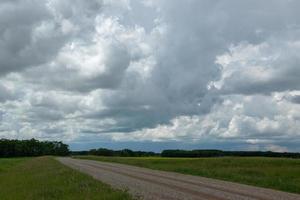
[57,157,300,200]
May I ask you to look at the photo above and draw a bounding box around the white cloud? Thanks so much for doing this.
[112,93,300,151]
[1,0,300,151]
[212,38,300,94]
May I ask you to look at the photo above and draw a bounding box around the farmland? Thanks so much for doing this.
[75,156,300,194]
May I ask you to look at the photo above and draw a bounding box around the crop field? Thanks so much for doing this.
[0,157,132,200]
[75,156,300,194]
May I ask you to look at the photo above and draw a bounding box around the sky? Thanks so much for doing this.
[1,0,300,152]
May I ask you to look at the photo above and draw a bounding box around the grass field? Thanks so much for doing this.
[75,156,300,194]
[0,158,29,173]
[0,157,132,200]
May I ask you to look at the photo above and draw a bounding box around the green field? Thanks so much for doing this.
[0,158,29,173]
[75,156,300,194]
[0,157,132,200]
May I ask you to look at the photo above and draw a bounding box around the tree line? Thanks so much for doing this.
[72,148,300,158]
[161,149,300,158]
[0,138,69,157]
[72,148,158,157]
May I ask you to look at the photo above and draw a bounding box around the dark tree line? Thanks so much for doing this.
[0,138,70,157]
[72,148,300,158]
[161,149,300,158]
[72,148,158,157]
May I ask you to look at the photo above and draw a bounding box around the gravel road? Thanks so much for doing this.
[57,157,300,200]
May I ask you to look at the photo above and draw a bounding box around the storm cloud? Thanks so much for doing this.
[1,0,300,152]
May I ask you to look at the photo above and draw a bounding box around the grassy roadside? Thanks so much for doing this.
[0,157,133,200]
[74,156,300,194]
[0,158,29,173]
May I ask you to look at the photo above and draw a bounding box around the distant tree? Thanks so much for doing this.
[92,148,114,156]
[0,138,70,157]
[72,148,158,157]
[161,149,300,158]
[119,149,134,157]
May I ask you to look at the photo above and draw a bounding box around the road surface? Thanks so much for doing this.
[57,157,300,200]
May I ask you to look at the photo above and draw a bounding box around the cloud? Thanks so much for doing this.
[264,144,289,153]
[0,0,73,75]
[112,94,300,151]
[0,83,16,102]
[212,39,300,95]
[1,0,300,151]
[282,92,300,104]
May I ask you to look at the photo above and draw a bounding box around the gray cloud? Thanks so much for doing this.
[0,0,69,75]
[1,0,300,151]
[92,0,300,132]
[282,93,300,105]
[0,84,15,102]
[290,96,300,104]
[213,39,300,95]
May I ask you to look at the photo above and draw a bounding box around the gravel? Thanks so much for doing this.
[57,158,300,200]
